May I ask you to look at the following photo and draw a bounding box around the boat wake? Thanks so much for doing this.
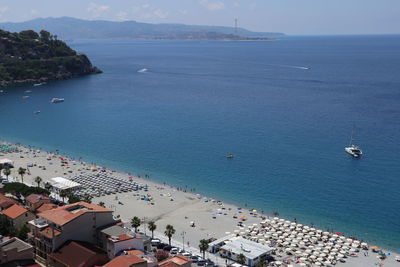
[276,64,311,70]
[137,68,148,73]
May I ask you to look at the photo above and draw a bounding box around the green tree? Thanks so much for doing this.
[256,259,267,267]
[39,30,51,41]
[19,30,39,39]
[3,167,11,181]
[98,201,105,208]
[59,190,68,202]
[199,239,209,259]
[81,194,92,204]
[34,176,42,188]
[131,216,141,233]
[148,221,157,239]
[44,182,53,191]
[164,224,175,245]
[17,224,30,241]
[236,253,246,265]
[18,167,26,183]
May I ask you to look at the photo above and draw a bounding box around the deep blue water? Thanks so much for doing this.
[1,36,400,250]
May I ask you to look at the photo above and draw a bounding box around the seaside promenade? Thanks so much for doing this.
[1,141,399,267]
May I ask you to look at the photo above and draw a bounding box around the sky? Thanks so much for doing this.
[0,0,399,35]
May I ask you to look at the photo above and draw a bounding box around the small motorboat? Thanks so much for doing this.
[25,90,33,93]
[33,82,46,86]
[51,98,64,103]
[34,111,41,115]
[226,154,234,159]
[345,145,362,158]
[22,96,30,99]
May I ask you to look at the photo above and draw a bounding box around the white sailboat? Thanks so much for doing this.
[345,126,362,158]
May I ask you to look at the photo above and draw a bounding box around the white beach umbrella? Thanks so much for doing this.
[337,253,344,258]
[323,231,330,235]
[299,263,306,266]
[346,238,353,243]
[317,257,324,261]
[274,261,282,265]
[315,262,321,266]
[320,253,327,257]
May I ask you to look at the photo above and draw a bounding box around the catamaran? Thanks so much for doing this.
[345,126,362,158]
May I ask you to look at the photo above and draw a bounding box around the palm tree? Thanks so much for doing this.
[3,168,11,181]
[236,253,246,265]
[59,190,68,202]
[34,176,42,188]
[98,201,105,207]
[199,239,209,259]
[164,224,175,245]
[44,182,53,192]
[148,221,157,238]
[18,167,26,183]
[131,216,141,233]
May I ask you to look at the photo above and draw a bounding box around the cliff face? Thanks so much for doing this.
[0,29,101,86]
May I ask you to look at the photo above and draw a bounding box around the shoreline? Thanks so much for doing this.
[1,139,399,266]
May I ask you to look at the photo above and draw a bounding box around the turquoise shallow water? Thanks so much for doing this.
[0,36,399,250]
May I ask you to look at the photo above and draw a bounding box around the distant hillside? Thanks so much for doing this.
[0,29,101,86]
[0,17,284,40]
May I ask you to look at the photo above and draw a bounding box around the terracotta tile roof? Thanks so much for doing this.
[0,193,18,209]
[159,255,191,266]
[109,234,134,242]
[126,250,145,256]
[38,201,112,226]
[40,226,62,239]
[159,262,180,267]
[36,203,58,213]
[2,204,28,219]
[26,194,50,204]
[49,241,108,267]
[103,255,146,267]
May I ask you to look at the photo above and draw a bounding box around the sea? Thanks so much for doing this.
[0,35,399,250]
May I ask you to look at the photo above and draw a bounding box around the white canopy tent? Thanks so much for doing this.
[49,177,81,191]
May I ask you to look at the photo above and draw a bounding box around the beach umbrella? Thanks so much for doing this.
[337,253,344,258]
[323,231,330,235]
[315,262,321,266]
[317,257,324,261]
[346,238,353,243]
[274,261,282,265]
[299,263,306,266]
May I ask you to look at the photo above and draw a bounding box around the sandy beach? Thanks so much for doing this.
[1,141,399,267]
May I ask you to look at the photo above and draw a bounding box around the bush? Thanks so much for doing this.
[3,182,50,197]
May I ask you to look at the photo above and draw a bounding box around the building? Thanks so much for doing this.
[28,201,116,265]
[103,254,148,267]
[25,194,51,212]
[36,203,58,213]
[0,193,18,211]
[0,158,13,168]
[48,240,109,267]
[0,237,34,266]
[99,225,151,259]
[159,255,192,267]
[48,177,81,194]
[211,236,273,267]
[2,204,35,230]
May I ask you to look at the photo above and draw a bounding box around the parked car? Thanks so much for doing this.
[197,258,206,266]
[170,248,179,254]
[151,239,161,246]
[190,255,199,263]
[163,245,173,251]
[157,243,168,249]
[181,252,191,258]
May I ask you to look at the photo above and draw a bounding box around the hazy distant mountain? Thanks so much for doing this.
[0,17,284,40]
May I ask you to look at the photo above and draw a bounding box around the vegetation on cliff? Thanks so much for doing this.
[0,29,101,86]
